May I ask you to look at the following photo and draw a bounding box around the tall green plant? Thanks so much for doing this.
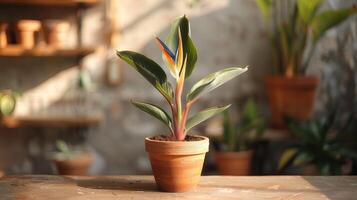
[256,0,357,77]
[117,16,247,141]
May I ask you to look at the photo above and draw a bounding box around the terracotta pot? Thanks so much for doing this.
[16,20,41,49]
[53,153,93,175]
[44,20,70,48]
[265,75,319,128]
[215,150,252,176]
[0,22,8,48]
[145,135,209,192]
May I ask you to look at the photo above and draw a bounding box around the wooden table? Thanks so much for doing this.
[0,175,356,199]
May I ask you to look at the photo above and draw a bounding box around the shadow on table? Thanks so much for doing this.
[303,176,356,200]
[72,176,158,192]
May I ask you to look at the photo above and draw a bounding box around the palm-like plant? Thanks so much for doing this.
[256,0,357,77]
[117,16,247,141]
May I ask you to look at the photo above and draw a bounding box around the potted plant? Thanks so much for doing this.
[256,0,357,127]
[279,113,357,175]
[117,15,247,192]
[50,140,93,175]
[214,99,265,175]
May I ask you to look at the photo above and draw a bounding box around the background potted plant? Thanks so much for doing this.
[117,15,247,192]
[50,140,93,175]
[279,112,357,175]
[256,0,357,127]
[214,99,265,175]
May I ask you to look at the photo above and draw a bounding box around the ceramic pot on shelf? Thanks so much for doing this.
[44,20,70,49]
[53,153,93,175]
[0,22,8,48]
[145,135,209,192]
[265,75,319,128]
[16,20,41,49]
[215,150,253,176]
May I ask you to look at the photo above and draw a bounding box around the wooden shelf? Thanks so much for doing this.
[0,0,100,7]
[1,115,103,128]
[0,46,95,57]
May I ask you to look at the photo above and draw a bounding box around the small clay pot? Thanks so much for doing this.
[44,20,70,48]
[0,22,8,48]
[16,20,41,49]
[265,75,319,128]
[145,135,209,192]
[53,153,93,175]
[215,150,252,176]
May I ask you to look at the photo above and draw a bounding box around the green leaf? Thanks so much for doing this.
[255,0,273,19]
[297,0,323,24]
[310,7,357,43]
[279,148,298,170]
[187,67,248,101]
[117,51,173,101]
[166,15,197,78]
[132,101,172,130]
[293,152,314,166]
[186,105,230,132]
[0,93,16,116]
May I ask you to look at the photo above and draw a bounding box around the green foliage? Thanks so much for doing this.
[186,105,230,132]
[187,67,248,102]
[279,113,357,175]
[117,51,174,102]
[0,91,17,116]
[219,99,265,152]
[255,0,357,76]
[132,101,173,133]
[51,140,85,161]
[117,15,247,141]
[165,15,197,78]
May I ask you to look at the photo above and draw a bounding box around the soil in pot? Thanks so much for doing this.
[265,75,319,128]
[215,150,252,176]
[145,135,209,192]
[53,153,93,175]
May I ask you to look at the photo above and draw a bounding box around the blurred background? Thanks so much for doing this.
[0,0,356,176]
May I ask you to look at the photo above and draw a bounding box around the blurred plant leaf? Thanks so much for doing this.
[256,0,273,19]
[310,7,357,43]
[117,51,173,101]
[279,148,298,170]
[0,93,16,116]
[187,67,248,101]
[132,101,172,131]
[297,0,323,24]
[186,105,230,132]
[223,110,236,151]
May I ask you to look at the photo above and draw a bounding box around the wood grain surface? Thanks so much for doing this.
[0,175,356,199]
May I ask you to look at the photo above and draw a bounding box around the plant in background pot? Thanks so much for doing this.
[256,0,357,127]
[50,140,93,175]
[214,99,265,175]
[279,112,357,175]
[117,15,247,192]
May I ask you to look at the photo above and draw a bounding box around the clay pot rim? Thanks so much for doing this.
[17,20,41,31]
[145,135,208,143]
[145,135,209,155]
[265,75,320,88]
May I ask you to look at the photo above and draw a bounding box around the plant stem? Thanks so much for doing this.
[174,78,185,140]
